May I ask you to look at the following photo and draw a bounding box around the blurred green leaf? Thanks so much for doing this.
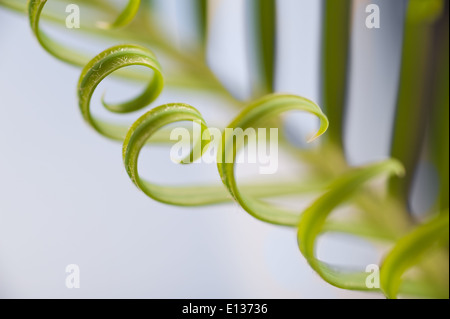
[0,0,27,12]
[249,0,276,95]
[389,0,444,202]
[407,0,444,23]
[380,213,449,299]
[297,159,405,291]
[321,0,351,147]
[195,0,208,47]
[429,3,449,211]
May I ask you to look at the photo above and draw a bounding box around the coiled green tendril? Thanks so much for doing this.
[29,0,142,66]
[298,160,448,298]
[4,0,446,299]
[78,44,163,140]
[218,94,328,226]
